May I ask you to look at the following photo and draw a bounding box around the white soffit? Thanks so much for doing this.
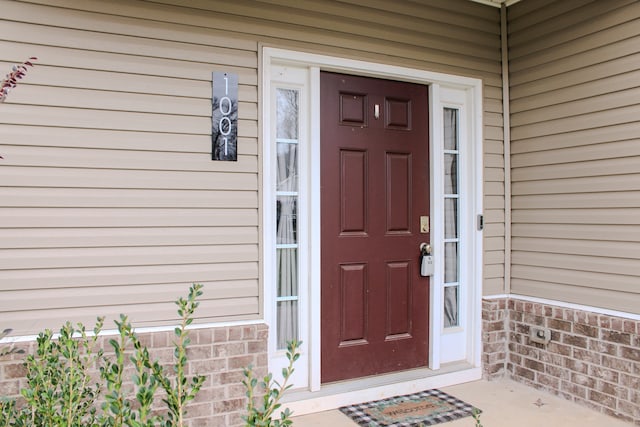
[469,0,522,7]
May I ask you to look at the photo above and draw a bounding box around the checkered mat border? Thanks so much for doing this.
[339,389,481,427]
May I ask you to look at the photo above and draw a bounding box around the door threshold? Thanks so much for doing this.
[281,362,481,416]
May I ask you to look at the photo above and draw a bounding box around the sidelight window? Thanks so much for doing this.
[275,88,300,349]
[443,107,460,328]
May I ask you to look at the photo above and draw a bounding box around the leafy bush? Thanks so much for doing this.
[243,340,301,427]
[1,283,300,427]
[0,284,204,427]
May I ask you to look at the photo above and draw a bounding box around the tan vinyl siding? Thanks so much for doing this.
[508,0,640,314]
[1,0,503,334]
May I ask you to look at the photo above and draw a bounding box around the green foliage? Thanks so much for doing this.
[0,284,205,427]
[9,319,104,426]
[472,408,483,427]
[146,283,206,427]
[242,340,301,427]
[99,315,162,427]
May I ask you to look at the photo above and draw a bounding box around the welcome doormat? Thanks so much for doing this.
[339,389,480,426]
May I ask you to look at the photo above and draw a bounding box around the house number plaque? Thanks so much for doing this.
[212,71,238,161]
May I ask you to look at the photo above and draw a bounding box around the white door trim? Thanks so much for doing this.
[262,47,484,394]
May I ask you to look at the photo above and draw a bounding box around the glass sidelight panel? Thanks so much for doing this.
[443,108,460,328]
[275,88,300,348]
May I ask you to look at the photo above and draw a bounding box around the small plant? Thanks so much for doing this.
[15,319,105,426]
[243,340,301,427]
[146,283,206,427]
[472,407,483,427]
[0,57,36,103]
[0,284,205,427]
[100,314,162,427]
[1,56,36,159]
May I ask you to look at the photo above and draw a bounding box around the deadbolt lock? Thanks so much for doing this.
[420,216,429,233]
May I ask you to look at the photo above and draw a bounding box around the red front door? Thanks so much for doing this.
[321,72,430,383]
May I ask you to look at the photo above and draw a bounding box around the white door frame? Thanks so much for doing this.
[262,47,484,395]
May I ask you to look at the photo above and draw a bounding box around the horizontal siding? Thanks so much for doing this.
[1,0,502,333]
[508,0,640,313]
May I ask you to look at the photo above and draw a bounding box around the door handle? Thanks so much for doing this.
[420,243,433,277]
[420,243,431,255]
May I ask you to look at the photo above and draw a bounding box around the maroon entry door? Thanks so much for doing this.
[320,72,430,383]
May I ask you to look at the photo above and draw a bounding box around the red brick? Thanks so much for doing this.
[487,320,505,332]
[601,330,631,345]
[0,379,20,396]
[572,371,595,388]
[588,390,617,410]
[2,362,27,379]
[213,342,245,358]
[524,358,545,372]
[213,328,228,342]
[573,348,600,364]
[523,313,544,325]
[614,401,640,420]
[484,341,505,353]
[548,318,572,332]
[533,304,544,316]
[513,366,535,381]
[588,339,618,355]
[190,414,229,427]
[589,365,619,384]
[213,397,245,413]
[190,358,227,374]
[228,355,254,370]
[564,358,588,374]
[242,326,257,340]
[561,380,587,399]
[193,386,226,404]
[563,334,588,349]
[603,355,634,374]
[574,323,598,338]
[537,373,560,390]
[228,327,242,341]
[620,373,640,389]
[511,310,523,322]
[547,342,571,356]
[186,345,213,361]
[196,329,214,344]
[621,346,640,362]
[611,318,624,332]
[546,364,570,380]
[623,320,637,334]
[599,316,611,329]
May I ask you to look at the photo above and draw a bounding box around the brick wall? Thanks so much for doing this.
[482,298,508,379]
[483,297,640,424]
[0,323,268,427]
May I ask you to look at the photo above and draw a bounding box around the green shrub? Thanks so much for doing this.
[242,340,301,427]
[0,284,205,427]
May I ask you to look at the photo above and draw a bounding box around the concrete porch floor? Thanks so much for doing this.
[291,378,632,426]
